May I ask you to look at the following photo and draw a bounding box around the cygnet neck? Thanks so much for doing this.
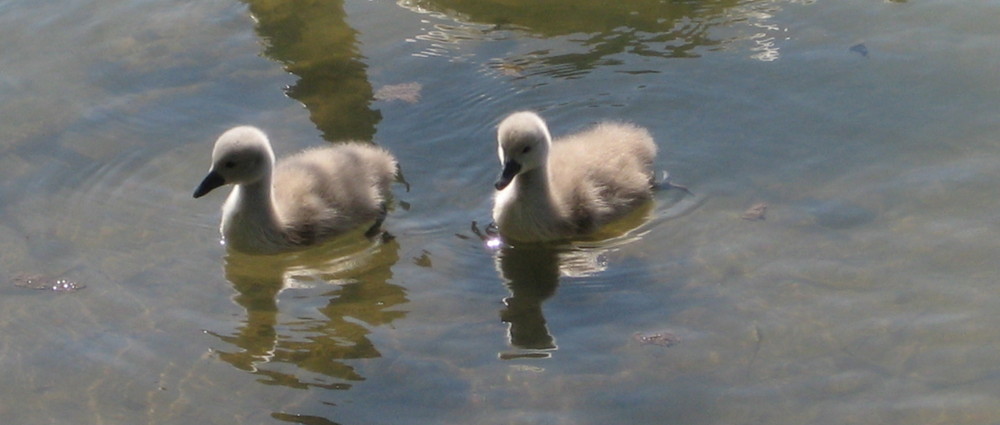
[512,162,560,214]
[224,169,286,248]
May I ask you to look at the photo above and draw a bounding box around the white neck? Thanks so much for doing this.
[513,165,556,208]
[221,178,288,252]
[494,162,568,241]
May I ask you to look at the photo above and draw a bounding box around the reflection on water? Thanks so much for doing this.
[242,0,380,141]
[209,236,405,390]
[493,201,657,359]
[401,0,788,78]
[496,245,560,356]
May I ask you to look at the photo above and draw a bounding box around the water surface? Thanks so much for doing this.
[1,0,1000,424]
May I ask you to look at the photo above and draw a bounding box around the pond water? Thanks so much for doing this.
[1,0,999,423]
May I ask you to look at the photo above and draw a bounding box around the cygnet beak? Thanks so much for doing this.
[193,170,226,198]
[494,160,521,190]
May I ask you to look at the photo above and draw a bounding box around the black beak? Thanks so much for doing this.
[494,160,521,190]
[193,171,226,198]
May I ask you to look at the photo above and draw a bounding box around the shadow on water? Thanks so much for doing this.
[241,0,381,141]
[208,235,405,391]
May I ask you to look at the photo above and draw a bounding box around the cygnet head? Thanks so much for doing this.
[193,126,276,198]
[494,111,552,190]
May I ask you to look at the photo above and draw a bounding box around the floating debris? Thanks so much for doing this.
[849,43,868,57]
[495,62,525,77]
[12,273,85,292]
[633,331,680,347]
[741,202,768,221]
[374,82,422,103]
[412,251,432,268]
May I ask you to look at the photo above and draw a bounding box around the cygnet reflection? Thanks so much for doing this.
[207,235,405,389]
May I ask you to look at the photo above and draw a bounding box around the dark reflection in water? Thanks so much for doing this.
[491,201,656,359]
[209,236,405,391]
[497,245,560,354]
[494,244,618,359]
[406,0,746,76]
[242,0,380,141]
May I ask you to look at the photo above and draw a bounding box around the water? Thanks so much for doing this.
[1,0,999,423]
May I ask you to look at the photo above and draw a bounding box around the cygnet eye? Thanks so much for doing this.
[224,161,237,169]
[521,146,532,154]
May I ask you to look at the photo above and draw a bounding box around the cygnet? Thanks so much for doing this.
[194,126,398,254]
[492,111,657,242]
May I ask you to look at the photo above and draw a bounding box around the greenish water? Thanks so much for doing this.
[1,0,1000,424]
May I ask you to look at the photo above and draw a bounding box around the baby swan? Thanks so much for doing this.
[492,111,657,242]
[193,126,398,255]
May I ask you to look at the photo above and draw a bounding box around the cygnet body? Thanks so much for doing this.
[193,126,397,254]
[492,111,657,242]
